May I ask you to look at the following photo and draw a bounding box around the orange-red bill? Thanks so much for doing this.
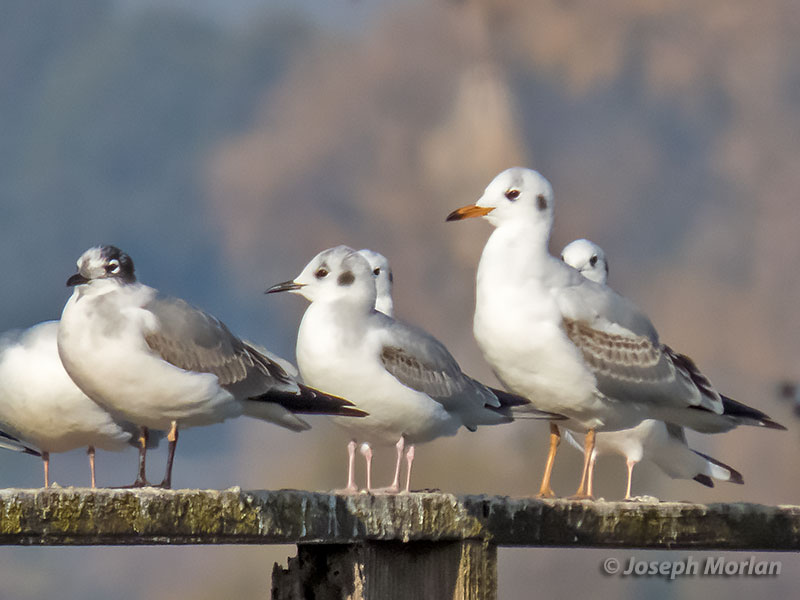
[445,204,494,221]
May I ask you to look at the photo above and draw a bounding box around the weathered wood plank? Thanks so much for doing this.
[0,487,798,550]
[272,540,497,600]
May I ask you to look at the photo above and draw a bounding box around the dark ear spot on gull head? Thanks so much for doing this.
[536,193,548,211]
[100,245,136,283]
[337,271,355,286]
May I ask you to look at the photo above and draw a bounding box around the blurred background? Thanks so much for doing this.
[1,0,799,597]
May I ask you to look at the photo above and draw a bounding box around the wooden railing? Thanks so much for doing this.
[1,488,797,598]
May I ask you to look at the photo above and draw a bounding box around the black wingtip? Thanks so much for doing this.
[693,474,714,488]
[261,384,368,418]
[727,469,745,485]
[693,450,745,485]
[487,386,567,420]
[760,418,788,431]
[720,395,787,431]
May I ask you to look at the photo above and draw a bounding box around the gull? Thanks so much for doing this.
[447,167,784,498]
[357,249,396,486]
[560,238,608,284]
[560,239,743,498]
[58,245,366,488]
[358,249,394,316]
[267,245,561,493]
[0,321,157,487]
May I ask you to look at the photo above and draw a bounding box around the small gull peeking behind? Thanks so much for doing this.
[267,245,561,493]
[560,239,743,499]
[358,249,394,317]
[58,245,365,488]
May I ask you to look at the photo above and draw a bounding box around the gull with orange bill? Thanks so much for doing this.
[446,167,784,499]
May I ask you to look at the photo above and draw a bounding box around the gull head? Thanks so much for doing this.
[358,248,394,316]
[67,245,136,287]
[561,239,608,284]
[267,245,376,308]
[446,167,554,229]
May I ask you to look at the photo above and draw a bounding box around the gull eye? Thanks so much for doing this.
[536,193,547,211]
[106,259,120,274]
[373,267,381,276]
[315,268,329,279]
[589,255,598,267]
[504,189,520,201]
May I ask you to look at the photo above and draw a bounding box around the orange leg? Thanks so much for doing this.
[88,446,96,488]
[586,452,597,498]
[569,429,596,500]
[535,423,561,498]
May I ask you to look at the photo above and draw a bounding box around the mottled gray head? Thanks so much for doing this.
[560,238,608,284]
[267,245,376,309]
[358,249,394,316]
[67,245,136,287]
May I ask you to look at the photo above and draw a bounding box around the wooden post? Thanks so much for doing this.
[272,539,496,600]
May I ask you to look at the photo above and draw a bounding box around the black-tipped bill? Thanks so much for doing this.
[266,280,305,294]
[445,204,494,222]
[67,273,89,287]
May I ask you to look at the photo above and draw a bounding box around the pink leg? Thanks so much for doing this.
[42,451,50,488]
[372,437,405,494]
[624,459,636,500]
[391,437,404,490]
[403,445,415,493]
[359,443,373,492]
[336,440,359,494]
[88,446,96,488]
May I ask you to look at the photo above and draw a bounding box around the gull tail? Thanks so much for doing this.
[0,430,41,457]
[487,387,566,420]
[720,395,786,430]
[692,450,744,486]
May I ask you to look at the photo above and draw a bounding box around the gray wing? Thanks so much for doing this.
[143,296,298,396]
[377,316,499,411]
[563,318,723,414]
[555,267,660,342]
